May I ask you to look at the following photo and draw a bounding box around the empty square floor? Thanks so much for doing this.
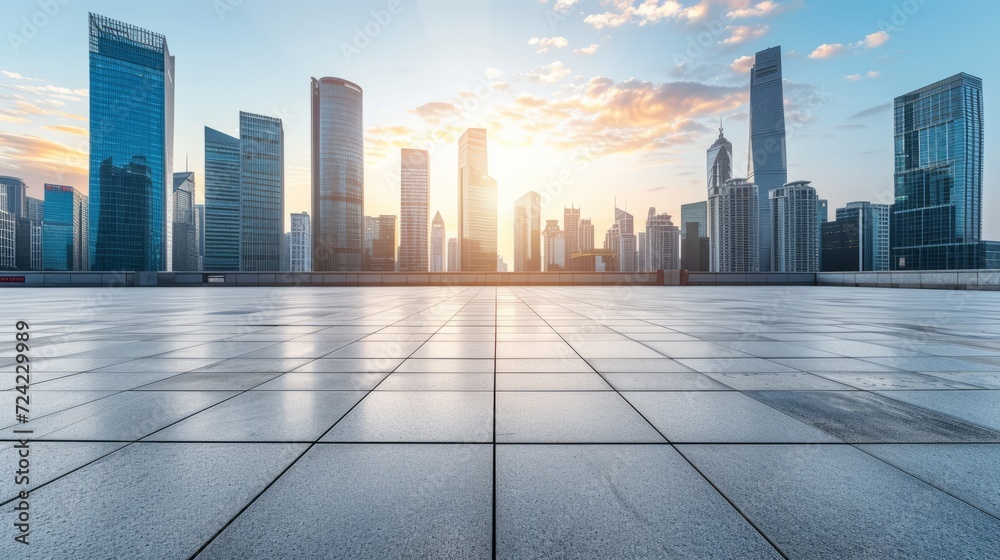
[3,285,1000,559]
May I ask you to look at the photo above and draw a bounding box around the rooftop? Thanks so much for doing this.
[3,286,1000,558]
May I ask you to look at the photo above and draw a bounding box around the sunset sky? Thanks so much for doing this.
[2,0,997,261]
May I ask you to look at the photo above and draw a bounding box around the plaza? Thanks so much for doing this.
[2,285,1000,558]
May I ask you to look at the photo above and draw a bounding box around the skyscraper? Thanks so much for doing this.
[312,77,364,271]
[43,184,89,271]
[891,73,985,270]
[578,218,595,252]
[26,197,43,222]
[0,177,27,218]
[747,46,787,272]
[204,127,241,271]
[239,112,284,272]
[0,189,13,270]
[447,237,458,272]
[637,232,647,272]
[645,208,681,271]
[770,181,818,273]
[680,201,708,240]
[88,13,174,271]
[543,219,565,271]
[172,171,198,271]
[605,207,636,272]
[431,211,445,272]
[194,203,205,271]
[284,211,312,272]
[458,128,497,271]
[564,206,580,256]
[707,125,733,193]
[514,191,541,272]
[399,148,429,271]
[364,215,396,271]
[708,178,759,272]
[832,201,890,271]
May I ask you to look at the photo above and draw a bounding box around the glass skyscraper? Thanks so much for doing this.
[172,171,198,271]
[312,77,364,271]
[645,208,681,272]
[399,148,429,272]
[514,191,541,272]
[204,127,241,271]
[88,13,174,271]
[0,176,27,218]
[680,201,708,240]
[564,206,580,257]
[43,184,88,271]
[239,112,284,272]
[747,46,787,272]
[431,211,445,272]
[458,128,497,271]
[891,73,985,270]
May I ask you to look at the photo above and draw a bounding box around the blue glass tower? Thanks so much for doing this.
[891,73,985,270]
[88,13,174,272]
[204,127,241,271]
[43,184,88,271]
[239,112,284,272]
[747,46,787,272]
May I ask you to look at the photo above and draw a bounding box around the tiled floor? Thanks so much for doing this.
[3,285,1000,558]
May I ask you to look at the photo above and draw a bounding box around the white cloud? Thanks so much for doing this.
[525,61,572,84]
[730,55,754,73]
[809,30,890,60]
[720,24,770,46]
[573,43,600,55]
[808,43,847,59]
[527,36,569,48]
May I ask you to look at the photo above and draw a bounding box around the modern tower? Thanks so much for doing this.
[514,191,541,272]
[239,112,284,272]
[707,124,733,193]
[194,203,205,270]
[605,206,637,272]
[284,211,312,272]
[891,73,985,270]
[770,181,818,272]
[543,219,565,271]
[204,127,241,271]
[831,201,890,271]
[447,237,458,272]
[0,177,27,218]
[457,128,497,271]
[708,178,759,272]
[43,184,89,271]
[680,201,708,240]
[431,211,445,272]
[399,148,429,271]
[312,77,364,271]
[172,172,198,271]
[88,13,174,271]
[645,208,681,271]
[564,206,581,256]
[364,215,396,271]
[747,46,787,272]
[578,218,595,252]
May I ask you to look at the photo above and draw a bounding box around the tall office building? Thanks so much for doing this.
[681,222,710,271]
[637,232,647,272]
[828,201,890,271]
[817,199,829,270]
[399,148,429,271]
[891,73,986,270]
[431,211,445,272]
[707,125,733,193]
[239,112,284,272]
[204,127,240,270]
[88,13,174,271]
[770,181,818,272]
[0,177,27,218]
[43,184,89,271]
[564,206,580,256]
[194,203,205,270]
[578,218,595,252]
[605,207,637,272]
[645,208,681,271]
[364,215,396,271]
[457,128,497,271]
[26,197,43,222]
[447,237,458,272]
[543,219,565,271]
[514,191,541,272]
[747,46,787,272]
[284,211,311,272]
[708,178,759,272]
[172,171,198,271]
[680,201,708,240]
[15,217,42,271]
[312,77,364,271]
[0,189,13,269]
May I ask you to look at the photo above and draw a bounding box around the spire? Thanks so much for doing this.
[719,117,724,138]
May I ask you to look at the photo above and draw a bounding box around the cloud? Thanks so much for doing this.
[861,31,889,49]
[583,0,685,29]
[546,0,581,14]
[844,74,863,82]
[524,61,572,84]
[844,70,880,82]
[726,1,785,18]
[573,43,600,55]
[720,24,769,46]
[730,55,754,73]
[528,36,569,48]
[2,71,44,81]
[866,70,880,78]
[408,101,460,126]
[808,43,847,59]
[0,132,87,178]
[809,30,891,59]
[848,102,891,120]
[43,125,88,136]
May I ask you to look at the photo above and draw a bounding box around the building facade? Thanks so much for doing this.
[680,201,708,240]
[0,177,27,218]
[431,211,445,272]
[284,211,312,272]
[447,237,458,272]
[543,219,565,271]
[645,208,681,271]
[708,178,759,272]
[605,207,637,272]
[399,148,429,271]
[364,215,396,271]
[204,127,241,271]
[514,191,541,272]
[89,13,174,271]
[239,112,284,272]
[458,128,497,271]
[194,203,205,271]
[770,181,819,273]
[564,206,580,257]
[835,201,890,271]
[172,172,198,271]
[578,218,595,252]
[747,46,787,272]
[43,184,89,271]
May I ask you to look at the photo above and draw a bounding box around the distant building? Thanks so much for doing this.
[605,206,637,272]
[458,128,497,271]
[431,211,445,272]
[564,206,581,256]
[447,237,458,272]
[364,215,396,271]
[194,204,205,271]
[0,176,27,218]
[399,148,429,271]
[239,112,284,272]
[543,219,565,271]
[578,218,595,251]
[204,126,241,271]
[681,222,710,271]
[26,197,43,222]
[709,178,759,272]
[43,184,89,271]
[680,201,708,240]
[838,202,890,271]
[497,255,508,272]
[283,212,311,272]
[637,232,647,272]
[817,199,828,270]
[514,191,541,272]
[770,181,818,273]
[172,172,198,271]
[821,219,860,272]
[0,190,13,270]
[645,208,680,271]
[747,46,787,272]
[15,217,42,271]
[568,248,616,272]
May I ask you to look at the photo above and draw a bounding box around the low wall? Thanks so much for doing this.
[684,272,817,285]
[817,270,1000,290]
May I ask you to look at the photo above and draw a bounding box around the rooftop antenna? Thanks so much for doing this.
[185,153,189,172]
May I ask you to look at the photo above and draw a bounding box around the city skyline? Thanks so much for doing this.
[1,1,997,263]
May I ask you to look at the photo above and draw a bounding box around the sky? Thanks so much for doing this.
[1,0,998,262]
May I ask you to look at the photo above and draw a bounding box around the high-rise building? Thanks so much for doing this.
[891,73,986,270]
[239,112,284,272]
[707,125,733,193]
[578,218,595,252]
[172,172,198,271]
[457,128,497,271]
[514,191,541,272]
[0,176,27,218]
[817,199,829,270]
[431,211,445,272]
[564,206,580,256]
[447,237,458,272]
[497,255,508,272]
[204,127,241,271]
[399,148,429,271]
[364,215,396,271]
[89,14,174,271]
[312,77,364,271]
[821,219,861,272]
[605,207,637,272]
[680,201,708,240]
[708,178,759,272]
[827,201,891,271]
[770,181,818,272]
[194,203,205,271]
[284,211,311,272]
[15,217,42,271]
[681,222,710,271]
[645,208,681,271]
[0,189,13,269]
[543,219,565,271]
[43,184,89,271]
[637,232,647,272]
[747,46,787,272]
[26,197,43,222]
